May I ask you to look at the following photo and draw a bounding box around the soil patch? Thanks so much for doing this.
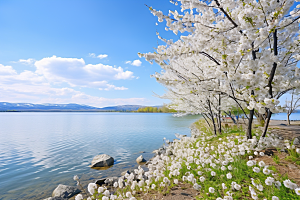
[136,182,199,200]
[256,148,300,185]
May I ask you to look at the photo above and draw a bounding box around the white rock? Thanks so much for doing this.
[136,155,146,163]
[52,184,80,198]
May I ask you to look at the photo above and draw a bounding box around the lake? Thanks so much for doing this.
[0,112,200,200]
[271,112,300,120]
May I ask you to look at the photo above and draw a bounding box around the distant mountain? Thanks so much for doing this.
[97,105,146,111]
[0,102,149,112]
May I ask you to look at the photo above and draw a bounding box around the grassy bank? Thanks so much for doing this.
[74,120,300,200]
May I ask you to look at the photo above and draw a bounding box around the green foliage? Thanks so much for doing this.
[285,147,300,165]
[136,105,177,113]
[272,154,280,164]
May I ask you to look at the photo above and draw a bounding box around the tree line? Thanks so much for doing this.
[136,106,177,113]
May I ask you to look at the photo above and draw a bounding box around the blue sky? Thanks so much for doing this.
[0,1,299,108]
[0,0,180,108]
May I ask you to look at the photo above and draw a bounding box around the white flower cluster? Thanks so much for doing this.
[141,0,300,119]
[75,127,300,199]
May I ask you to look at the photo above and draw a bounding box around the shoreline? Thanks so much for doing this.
[44,119,300,199]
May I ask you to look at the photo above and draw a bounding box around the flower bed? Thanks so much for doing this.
[74,121,300,200]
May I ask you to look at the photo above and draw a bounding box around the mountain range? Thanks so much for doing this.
[0,102,147,112]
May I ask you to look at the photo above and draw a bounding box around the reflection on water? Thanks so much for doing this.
[90,165,114,171]
[0,112,200,200]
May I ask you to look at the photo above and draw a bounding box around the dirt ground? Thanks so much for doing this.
[136,182,199,200]
[257,148,300,186]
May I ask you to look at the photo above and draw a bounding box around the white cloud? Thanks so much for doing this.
[0,64,17,75]
[89,53,108,59]
[126,59,142,67]
[18,58,35,65]
[88,53,96,58]
[0,57,140,107]
[34,55,134,89]
[99,84,128,91]
[97,54,108,59]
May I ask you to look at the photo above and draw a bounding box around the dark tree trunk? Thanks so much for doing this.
[207,100,217,135]
[218,94,222,134]
[287,113,291,125]
[224,111,237,124]
[202,113,212,127]
[262,29,278,138]
[246,43,258,139]
[247,109,254,139]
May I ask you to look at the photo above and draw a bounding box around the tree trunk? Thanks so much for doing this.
[247,109,254,139]
[224,111,237,124]
[246,43,257,139]
[211,114,217,136]
[202,113,212,127]
[207,100,217,135]
[262,29,278,138]
[218,94,222,134]
[287,113,290,125]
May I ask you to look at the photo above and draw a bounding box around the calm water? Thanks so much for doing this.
[271,112,300,120]
[0,112,200,200]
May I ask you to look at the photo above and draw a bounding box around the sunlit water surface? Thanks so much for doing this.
[0,112,200,200]
[271,112,300,120]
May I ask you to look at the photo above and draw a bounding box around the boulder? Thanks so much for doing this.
[104,177,118,186]
[293,137,300,145]
[90,154,114,167]
[95,177,118,186]
[136,155,146,163]
[95,178,106,186]
[52,184,80,198]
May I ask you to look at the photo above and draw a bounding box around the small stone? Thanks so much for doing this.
[52,184,80,198]
[139,151,146,153]
[293,138,300,145]
[95,178,106,186]
[136,155,146,163]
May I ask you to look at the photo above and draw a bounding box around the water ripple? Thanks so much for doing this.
[0,112,200,200]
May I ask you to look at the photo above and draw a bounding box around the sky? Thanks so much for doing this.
[0,0,181,108]
[0,1,299,108]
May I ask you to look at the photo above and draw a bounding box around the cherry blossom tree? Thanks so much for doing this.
[140,0,300,139]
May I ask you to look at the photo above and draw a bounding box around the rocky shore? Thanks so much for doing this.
[44,120,300,200]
